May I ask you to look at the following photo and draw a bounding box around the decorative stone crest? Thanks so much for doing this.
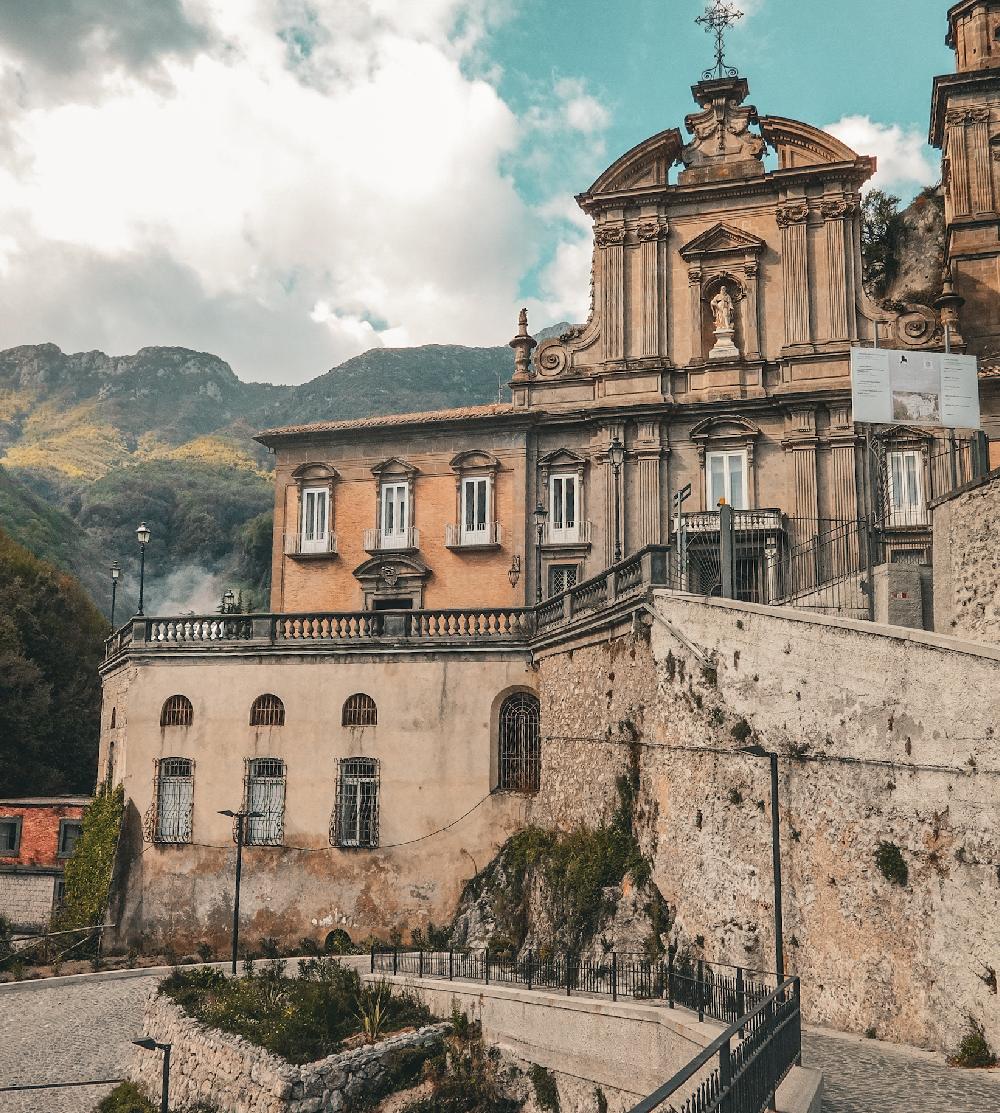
[680,77,765,184]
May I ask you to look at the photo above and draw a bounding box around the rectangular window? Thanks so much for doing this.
[54,879,66,909]
[58,820,83,858]
[461,476,490,542]
[706,451,748,510]
[887,450,925,526]
[380,483,409,547]
[300,487,329,553]
[549,474,579,541]
[333,758,380,848]
[154,757,194,844]
[0,817,22,856]
[244,758,286,846]
[548,564,579,596]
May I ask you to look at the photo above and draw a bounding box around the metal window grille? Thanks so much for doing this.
[332,758,380,848]
[250,694,285,727]
[548,564,579,596]
[342,693,377,727]
[160,694,193,727]
[498,693,540,793]
[243,757,286,845]
[110,707,116,729]
[152,757,194,843]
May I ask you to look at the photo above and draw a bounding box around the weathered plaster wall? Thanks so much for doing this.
[932,469,1000,644]
[532,593,1000,1053]
[105,650,535,951]
[0,872,56,932]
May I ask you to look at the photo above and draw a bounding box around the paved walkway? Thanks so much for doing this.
[803,1027,1000,1113]
[2,971,1000,1112]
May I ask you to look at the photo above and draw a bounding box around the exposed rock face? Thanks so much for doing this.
[884,187,946,307]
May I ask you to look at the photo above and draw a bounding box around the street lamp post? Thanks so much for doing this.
[741,744,785,982]
[218,808,263,975]
[131,1037,171,1113]
[110,560,121,630]
[135,522,151,616]
[532,502,548,603]
[608,437,625,564]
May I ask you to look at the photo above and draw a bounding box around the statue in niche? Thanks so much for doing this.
[711,285,736,333]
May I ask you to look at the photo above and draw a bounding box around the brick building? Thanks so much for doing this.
[0,797,89,933]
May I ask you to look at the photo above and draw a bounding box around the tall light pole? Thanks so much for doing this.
[218,808,262,975]
[131,1037,171,1113]
[110,560,121,629]
[608,437,625,564]
[741,744,785,982]
[533,502,548,603]
[135,522,151,616]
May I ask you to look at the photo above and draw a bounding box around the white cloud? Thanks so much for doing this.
[554,77,610,135]
[525,194,593,327]
[825,115,938,196]
[0,0,537,382]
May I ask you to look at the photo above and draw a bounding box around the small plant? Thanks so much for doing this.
[864,1027,877,1040]
[195,941,214,963]
[354,978,394,1043]
[875,842,908,887]
[259,937,280,959]
[324,928,353,953]
[731,719,752,744]
[529,1063,560,1112]
[948,1017,997,1068]
[298,936,321,956]
[95,1082,157,1113]
[728,788,743,806]
[0,916,12,962]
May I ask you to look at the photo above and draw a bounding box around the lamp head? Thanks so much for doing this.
[533,502,548,528]
[608,437,626,469]
[132,1037,157,1051]
[223,589,235,608]
[136,522,151,546]
[218,809,236,818]
[507,554,521,589]
[111,560,121,581]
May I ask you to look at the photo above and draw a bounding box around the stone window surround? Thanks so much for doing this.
[57,818,83,858]
[449,449,501,547]
[538,448,589,549]
[690,415,763,511]
[352,553,430,610]
[0,816,22,857]
[289,462,339,558]
[371,457,419,539]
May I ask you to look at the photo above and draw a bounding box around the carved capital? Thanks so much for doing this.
[744,261,759,279]
[776,202,809,228]
[595,225,626,248]
[821,198,855,221]
[635,219,668,242]
[947,106,991,126]
[688,268,703,286]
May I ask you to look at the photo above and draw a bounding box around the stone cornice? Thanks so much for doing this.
[930,67,1000,146]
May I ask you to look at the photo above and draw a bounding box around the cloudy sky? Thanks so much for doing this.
[0,0,953,384]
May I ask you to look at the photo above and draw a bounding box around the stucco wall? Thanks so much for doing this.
[532,592,1000,1053]
[932,468,1000,644]
[104,649,535,951]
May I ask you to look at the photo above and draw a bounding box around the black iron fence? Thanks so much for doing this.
[371,948,772,1024]
[629,978,802,1113]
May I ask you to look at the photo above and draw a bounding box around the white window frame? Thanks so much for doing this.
[706,450,749,511]
[379,482,409,549]
[300,486,330,553]
[460,476,491,544]
[887,449,926,527]
[549,473,580,543]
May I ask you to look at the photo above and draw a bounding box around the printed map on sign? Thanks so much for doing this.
[850,349,981,429]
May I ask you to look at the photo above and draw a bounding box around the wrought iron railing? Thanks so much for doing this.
[370,948,773,1023]
[363,526,420,552]
[445,522,503,548]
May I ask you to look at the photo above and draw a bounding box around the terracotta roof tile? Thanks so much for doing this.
[256,402,519,440]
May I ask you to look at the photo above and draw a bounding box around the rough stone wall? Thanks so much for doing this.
[0,872,56,931]
[532,594,1000,1053]
[130,991,450,1113]
[932,469,1000,644]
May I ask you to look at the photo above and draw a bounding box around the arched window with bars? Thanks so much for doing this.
[160,695,193,727]
[498,692,540,793]
[342,693,377,727]
[250,694,285,727]
[243,757,286,845]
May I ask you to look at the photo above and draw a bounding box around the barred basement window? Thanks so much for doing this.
[250,694,285,727]
[153,757,194,843]
[342,693,377,727]
[244,757,286,845]
[332,758,380,848]
[548,563,579,597]
[498,693,540,793]
[160,695,193,727]
[110,707,116,729]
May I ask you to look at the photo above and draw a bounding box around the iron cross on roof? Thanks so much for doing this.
[696,0,744,81]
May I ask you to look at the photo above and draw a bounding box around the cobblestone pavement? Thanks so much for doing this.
[0,974,158,1113]
[804,1028,1000,1113]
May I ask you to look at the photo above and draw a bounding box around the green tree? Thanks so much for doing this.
[861,189,902,302]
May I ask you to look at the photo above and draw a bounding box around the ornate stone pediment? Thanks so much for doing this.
[581,128,683,200]
[291,462,339,481]
[680,77,765,184]
[680,222,766,260]
[371,456,418,479]
[539,448,587,470]
[449,450,500,473]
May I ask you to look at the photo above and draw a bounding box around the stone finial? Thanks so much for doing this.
[509,307,537,380]
[934,265,966,349]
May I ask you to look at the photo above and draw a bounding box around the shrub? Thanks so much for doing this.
[948,1017,998,1068]
[405,1026,520,1113]
[529,1063,560,1112]
[875,842,908,887]
[95,1081,157,1113]
[53,784,124,934]
[195,942,214,963]
[324,928,352,954]
[0,916,12,962]
[730,719,752,744]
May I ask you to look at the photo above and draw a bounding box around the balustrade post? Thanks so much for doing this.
[611,952,618,1002]
[697,958,705,1022]
[667,948,675,1008]
[419,949,423,978]
[736,966,745,1020]
[562,591,573,622]
[251,615,272,642]
[526,948,533,991]
[131,619,148,646]
[566,952,571,996]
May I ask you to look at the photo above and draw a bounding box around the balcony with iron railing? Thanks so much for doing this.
[363,526,420,554]
[284,531,339,558]
[445,522,503,550]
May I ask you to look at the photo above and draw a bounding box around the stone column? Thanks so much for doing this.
[636,220,668,358]
[783,406,819,545]
[777,202,811,348]
[597,225,626,362]
[946,110,972,217]
[634,420,664,548]
[821,199,853,343]
[968,107,994,214]
[688,267,704,364]
[742,258,761,359]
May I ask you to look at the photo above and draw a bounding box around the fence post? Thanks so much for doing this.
[392,947,397,977]
[719,503,735,599]
[667,949,675,1008]
[736,966,745,1020]
[449,949,453,981]
[697,959,705,1022]
[566,952,572,997]
[526,948,533,991]
[485,947,490,986]
[611,952,618,1002]
[370,944,375,975]
[973,430,990,480]
[719,1036,732,1101]
[419,949,423,979]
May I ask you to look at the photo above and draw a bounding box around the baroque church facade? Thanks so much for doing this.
[99,3,1000,950]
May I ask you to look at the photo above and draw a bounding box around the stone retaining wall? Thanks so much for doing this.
[130,990,450,1113]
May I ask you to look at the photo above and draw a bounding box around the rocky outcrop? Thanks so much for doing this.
[884,187,946,307]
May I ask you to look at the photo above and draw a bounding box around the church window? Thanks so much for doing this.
[160,695,193,727]
[243,758,286,845]
[549,474,579,541]
[332,758,380,848]
[498,693,540,793]
[706,451,748,510]
[300,487,330,553]
[250,694,285,727]
[153,757,194,843]
[887,450,926,527]
[343,693,377,727]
